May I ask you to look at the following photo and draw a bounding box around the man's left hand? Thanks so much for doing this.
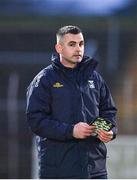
[97,129,113,143]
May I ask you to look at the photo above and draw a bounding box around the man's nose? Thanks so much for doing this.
[76,45,81,51]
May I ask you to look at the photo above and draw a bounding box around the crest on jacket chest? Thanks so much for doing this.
[88,80,95,89]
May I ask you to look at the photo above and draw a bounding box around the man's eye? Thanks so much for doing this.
[80,42,84,46]
[69,43,75,46]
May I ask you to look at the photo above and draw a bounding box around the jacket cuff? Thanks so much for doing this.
[65,124,75,139]
[111,126,117,140]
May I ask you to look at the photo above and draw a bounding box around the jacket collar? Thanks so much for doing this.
[51,53,98,73]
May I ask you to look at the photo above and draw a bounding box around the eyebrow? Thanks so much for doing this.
[68,40,84,44]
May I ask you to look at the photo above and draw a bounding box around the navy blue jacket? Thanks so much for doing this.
[26,55,117,178]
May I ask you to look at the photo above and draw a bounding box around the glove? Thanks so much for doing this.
[92,117,112,131]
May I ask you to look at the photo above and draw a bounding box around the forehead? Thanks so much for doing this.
[62,33,84,43]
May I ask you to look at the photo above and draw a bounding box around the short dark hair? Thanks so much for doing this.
[56,25,82,43]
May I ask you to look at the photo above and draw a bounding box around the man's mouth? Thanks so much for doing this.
[73,54,82,57]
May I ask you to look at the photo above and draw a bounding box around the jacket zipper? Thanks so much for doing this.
[75,80,87,123]
[61,68,87,123]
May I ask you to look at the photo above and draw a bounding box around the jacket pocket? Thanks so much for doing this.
[88,140,107,174]
[98,141,107,158]
[88,139,107,161]
[94,140,107,160]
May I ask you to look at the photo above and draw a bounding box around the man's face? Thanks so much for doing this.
[56,33,84,67]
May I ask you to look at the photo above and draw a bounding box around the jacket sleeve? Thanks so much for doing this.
[26,72,74,141]
[99,75,118,139]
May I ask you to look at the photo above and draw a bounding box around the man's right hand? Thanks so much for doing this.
[73,122,96,139]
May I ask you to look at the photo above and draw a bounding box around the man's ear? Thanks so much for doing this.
[55,44,62,54]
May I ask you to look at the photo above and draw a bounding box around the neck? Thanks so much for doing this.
[60,56,77,69]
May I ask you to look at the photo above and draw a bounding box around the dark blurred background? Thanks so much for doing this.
[0,0,137,178]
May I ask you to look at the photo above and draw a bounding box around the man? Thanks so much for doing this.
[26,25,117,179]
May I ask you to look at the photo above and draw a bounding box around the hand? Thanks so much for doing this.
[73,122,96,139]
[97,129,113,143]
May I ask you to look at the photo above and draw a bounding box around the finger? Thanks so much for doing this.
[99,129,113,135]
[98,136,109,143]
[98,129,112,137]
[83,128,96,134]
[97,129,108,135]
[90,126,97,130]
[86,124,96,129]
[86,126,96,132]
[98,133,112,141]
[98,133,112,142]
[84,130,95,136]
[84,132,92,137]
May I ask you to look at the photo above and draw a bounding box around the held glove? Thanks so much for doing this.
[91,117,113,136]
[92,117,112,131]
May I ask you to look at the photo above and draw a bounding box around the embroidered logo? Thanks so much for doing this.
[53,82,63,88]
[88,80,95,88]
